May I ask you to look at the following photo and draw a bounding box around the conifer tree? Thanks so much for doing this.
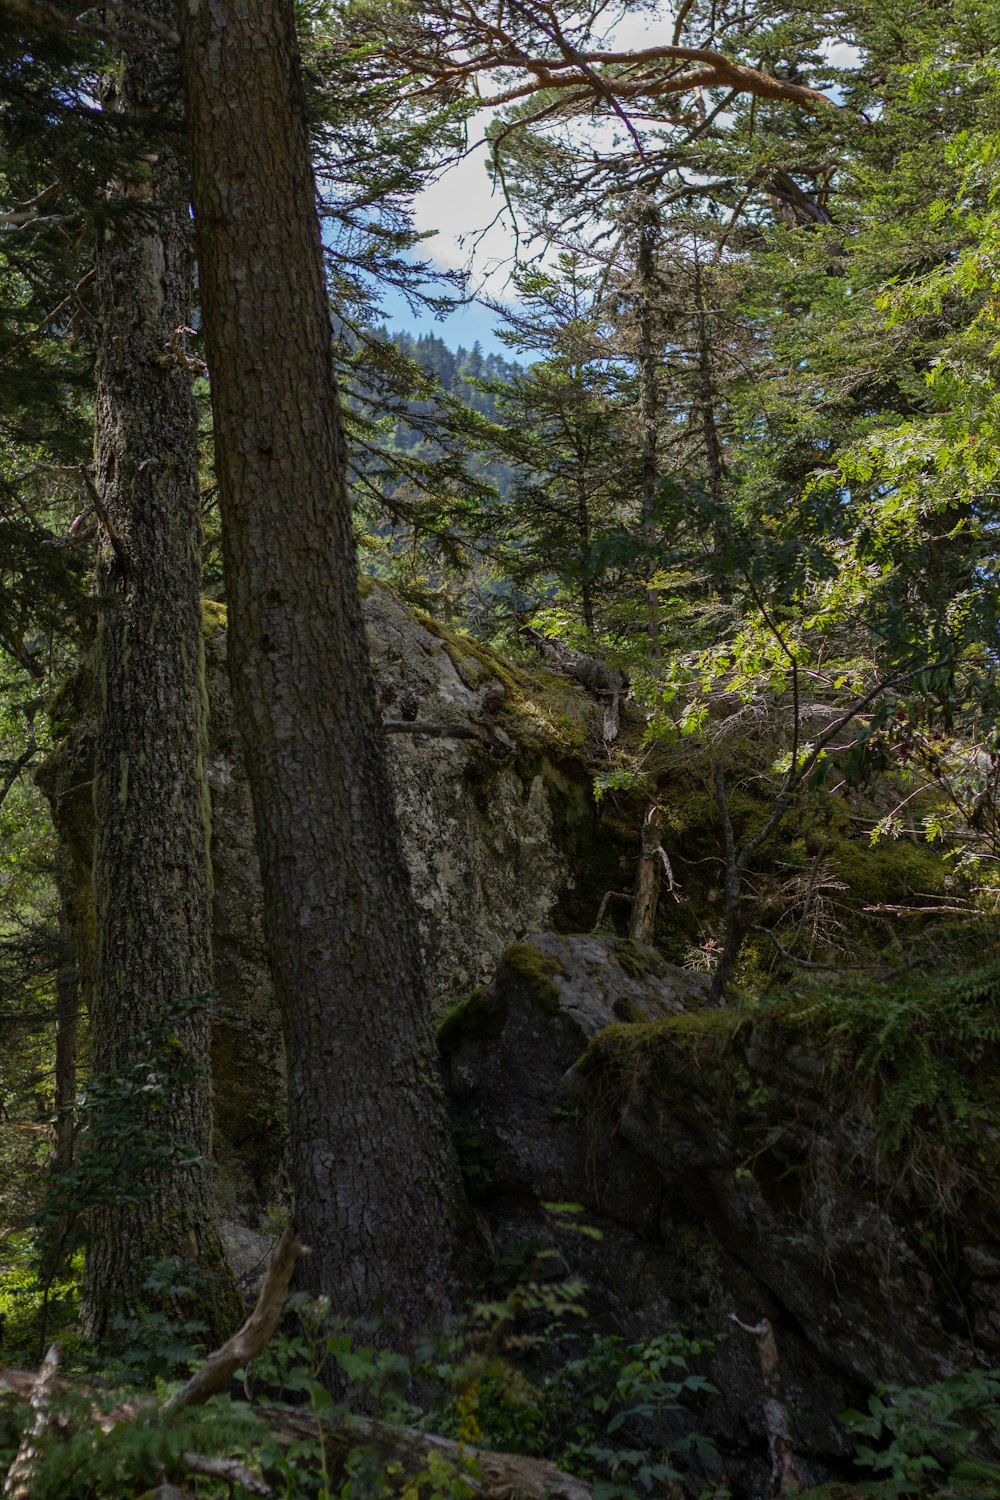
[182,0,461,1337]
[83,0,238,1333]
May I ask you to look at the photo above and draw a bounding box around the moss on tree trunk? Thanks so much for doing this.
[84,0,238,1338]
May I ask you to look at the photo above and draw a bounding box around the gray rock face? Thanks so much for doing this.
[442,932,1000,1497]
[363,586,591,1002]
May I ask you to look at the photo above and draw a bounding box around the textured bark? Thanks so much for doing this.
[181,0,460,1333]
[85,3,238,1336]
[692,250,729,597]
[634,198,661,655]
[50,899,77,1178]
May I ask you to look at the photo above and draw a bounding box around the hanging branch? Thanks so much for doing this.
[386,24,834,113]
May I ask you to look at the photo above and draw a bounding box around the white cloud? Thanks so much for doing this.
[820,38,861,70]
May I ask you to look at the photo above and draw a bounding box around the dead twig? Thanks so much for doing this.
[383,720,480,739]
[181,1450,270,1494]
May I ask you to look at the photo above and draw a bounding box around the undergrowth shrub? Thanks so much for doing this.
[843,1368,1000,1498]
[17,1391,265,1500]
[774,958,1000,1161]
[14,991,227,1368]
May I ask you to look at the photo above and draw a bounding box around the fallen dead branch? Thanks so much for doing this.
[260,1406,594,1500]
[3,1343,60,1500]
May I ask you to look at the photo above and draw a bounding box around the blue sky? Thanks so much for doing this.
[374,12,857,356]
[376,278,514,357]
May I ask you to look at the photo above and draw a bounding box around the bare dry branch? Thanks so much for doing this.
[163,1227,305,1414]
[181,1451,271,1494]
[260,1406,595,1500]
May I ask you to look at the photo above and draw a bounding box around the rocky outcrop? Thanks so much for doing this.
[441,932,1000,1496]
[204,586,611,1216]
[361,584,597,1002]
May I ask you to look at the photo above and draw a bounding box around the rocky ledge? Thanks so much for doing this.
[441,932,1000,1496]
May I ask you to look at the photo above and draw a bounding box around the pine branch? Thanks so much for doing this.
[0,0,178,49]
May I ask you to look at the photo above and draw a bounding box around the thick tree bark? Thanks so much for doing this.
[85,2,238,1336]
[50,900,77,1179]
[634,197,661,656]
[692,249,729,597]
[181,0,460,1334]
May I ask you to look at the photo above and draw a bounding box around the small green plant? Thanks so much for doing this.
[843,1368,1000,1497]
[108,1259,214,1384]
[0,1236,81,1365]
[774,960,1000,1160]
[10,1389,266,1500]
[30,990,224,1359]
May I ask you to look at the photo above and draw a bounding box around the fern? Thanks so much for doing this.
[776,959,1000,1163]
[21,1391,265,1500]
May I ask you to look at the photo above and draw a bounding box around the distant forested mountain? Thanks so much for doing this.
[344,327,522,510]
[377,327,521,455]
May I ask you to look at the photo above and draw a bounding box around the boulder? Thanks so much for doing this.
[442,932,1000,1496]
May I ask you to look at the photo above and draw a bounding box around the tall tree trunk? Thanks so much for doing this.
[575,459,595,634]
[692,248,729,597]
[634,197,662,656]
[181,0,460,1335]
[85,1,238,1337]
[50,898,77,1179]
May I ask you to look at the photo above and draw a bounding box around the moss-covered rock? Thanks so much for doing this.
[827,836,948,908]
[501,941,569,1013]
[436,986,507,1049]
[201,597,228,637]
[442,930,1000,1497]
[579,1006,748,1078]
[413,609,594,758]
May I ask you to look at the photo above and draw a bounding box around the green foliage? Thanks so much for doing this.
[27,991,227,1362]
[440,1329,719,1499]
[776,961,1000,1160]
[19,1390,265,1500]
[0,1239,81,1366]
[39,991,220,1232]
[843,1368,1000,1498]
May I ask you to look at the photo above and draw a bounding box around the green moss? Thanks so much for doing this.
[761,961,1000,1182]
[413,612,593,758]
[437,986,507,1050]
[201,598,228,641]
[502,942,569,1013]
[579,1007,747,1080]
[828,837,948,907]
[613,938,667,980]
